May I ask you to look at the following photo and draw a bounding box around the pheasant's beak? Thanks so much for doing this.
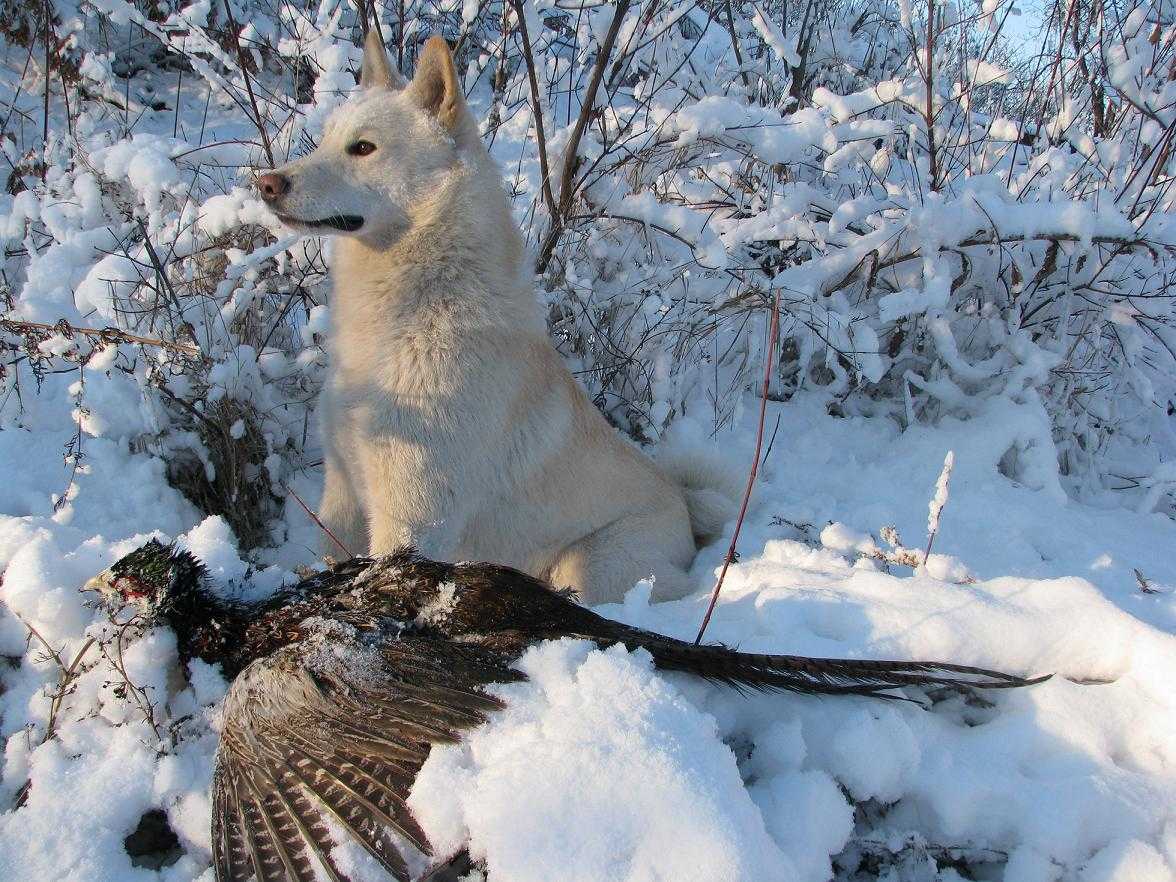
[83,569,116,600]
[83,570,153,608]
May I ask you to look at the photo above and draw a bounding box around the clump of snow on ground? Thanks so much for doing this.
[1,395,1173,882]
[411,640,792,882]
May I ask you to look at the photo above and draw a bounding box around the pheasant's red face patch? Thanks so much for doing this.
[113,575,151,600]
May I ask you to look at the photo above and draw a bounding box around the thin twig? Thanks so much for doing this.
[695,289,780,645]
[923,450,954,565]
[536,0,632,273]
[10,613,96,808]
[102,623,162,742]
[282,481,354,558]
[221,0,275,168]
[41,0,51,182]
[722,0,751,91]
[1,319,201,356]
[510,0,558,219]
[923,0,938,191]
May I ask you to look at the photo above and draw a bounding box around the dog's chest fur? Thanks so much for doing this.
[327,236,548,439]
[321,218,591,568]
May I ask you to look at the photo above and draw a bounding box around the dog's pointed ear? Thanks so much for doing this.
[408,36,465,129]
[360,28,406,90]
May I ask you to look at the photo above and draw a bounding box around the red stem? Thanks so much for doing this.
[282,482,354,559]
[694,290,780,645]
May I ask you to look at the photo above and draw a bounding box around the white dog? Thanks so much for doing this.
[258,32,734,604]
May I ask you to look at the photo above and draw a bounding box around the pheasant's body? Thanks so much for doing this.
[87,543,1047,882]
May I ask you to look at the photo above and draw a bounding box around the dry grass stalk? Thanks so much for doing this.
[1,319,201,357]
[10,613,95,807]
[695,290,780,645]
[282,481,354,559]
[924,451,955,564]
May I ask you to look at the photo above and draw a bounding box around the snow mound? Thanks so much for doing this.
[1,401,1174,882]
[412,639,792,882]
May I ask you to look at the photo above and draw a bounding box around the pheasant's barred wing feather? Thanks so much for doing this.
[212,636,523,882]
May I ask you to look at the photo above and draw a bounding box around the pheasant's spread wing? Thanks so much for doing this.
[212,634,523,882]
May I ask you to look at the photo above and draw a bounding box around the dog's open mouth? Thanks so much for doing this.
[277,214,364,232]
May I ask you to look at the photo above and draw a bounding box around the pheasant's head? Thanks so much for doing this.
[85,538,209,623]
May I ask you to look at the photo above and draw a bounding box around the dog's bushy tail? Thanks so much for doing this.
[657,446,744,545]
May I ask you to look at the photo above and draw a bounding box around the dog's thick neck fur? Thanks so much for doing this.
[329,148,542,376]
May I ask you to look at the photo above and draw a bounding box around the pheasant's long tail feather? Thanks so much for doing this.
[580,626,1050,698]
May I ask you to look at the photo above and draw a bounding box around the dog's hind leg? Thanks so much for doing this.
[548,511,697,606]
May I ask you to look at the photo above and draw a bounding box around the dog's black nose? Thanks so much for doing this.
[256,172,291,202]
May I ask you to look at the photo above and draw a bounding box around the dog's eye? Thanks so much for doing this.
[347,140,376,157]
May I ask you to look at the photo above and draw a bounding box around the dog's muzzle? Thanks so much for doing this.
[256,172,365,233]
[275,214,365,232]
[257,172,290,202]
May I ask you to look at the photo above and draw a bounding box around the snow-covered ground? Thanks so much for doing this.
[1,390,1173,882]
[2,0,1175,878]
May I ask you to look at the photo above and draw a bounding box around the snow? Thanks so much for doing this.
[2,3,1175,880]
[964,60,1010,86]
[749,6,800,67]
[669,98,835,165]
[411,640,793,882]
[926,451,954,539]
[1,393,1174,882]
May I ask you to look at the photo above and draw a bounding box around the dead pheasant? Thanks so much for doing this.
[86,541,1048,882]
